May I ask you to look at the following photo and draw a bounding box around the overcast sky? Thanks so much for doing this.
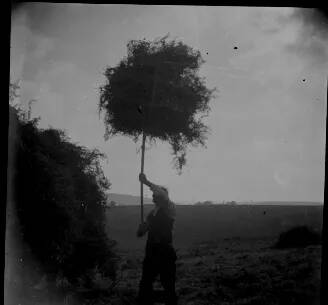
[10,4,327,203]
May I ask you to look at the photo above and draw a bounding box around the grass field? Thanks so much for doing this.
[108,238,321,305]
[5,204,323,305]
[105,204,323,251]
[100,204,323,305]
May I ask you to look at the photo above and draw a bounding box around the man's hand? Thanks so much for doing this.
[139,173,148,184]
[137,221,148,237]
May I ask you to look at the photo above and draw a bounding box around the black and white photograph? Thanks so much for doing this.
[7,3,326,305]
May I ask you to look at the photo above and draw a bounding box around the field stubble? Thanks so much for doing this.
[110,237,321,305]
[103,205,322,305]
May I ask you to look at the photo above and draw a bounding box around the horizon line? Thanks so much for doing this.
[107,193,324,205]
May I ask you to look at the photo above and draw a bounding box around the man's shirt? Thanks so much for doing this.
[146,207,174,246]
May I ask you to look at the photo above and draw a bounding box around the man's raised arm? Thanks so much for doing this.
[139,173,154,188]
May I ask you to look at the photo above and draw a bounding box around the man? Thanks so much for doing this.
[137,173,177,305]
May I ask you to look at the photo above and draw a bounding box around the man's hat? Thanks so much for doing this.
[150,184,169,201]
[150,184,176,219]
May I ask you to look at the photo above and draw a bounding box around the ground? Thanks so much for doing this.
[96,237,321,305]
[5,205,323,305]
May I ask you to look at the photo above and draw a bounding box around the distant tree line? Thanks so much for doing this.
[194,201,215,206]
[193,200,237,206]
[8,83,118,287]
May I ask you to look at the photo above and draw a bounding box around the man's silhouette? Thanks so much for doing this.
[137,173,177,305]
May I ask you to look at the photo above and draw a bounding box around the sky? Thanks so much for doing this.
[10,4,327,203]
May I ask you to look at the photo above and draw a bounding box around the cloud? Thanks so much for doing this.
[292,8,328,38]
[284,8,328,68]
[235,8,328,82]
[224,8,305,88]
[10,10,55,82]
[249,7,294,33]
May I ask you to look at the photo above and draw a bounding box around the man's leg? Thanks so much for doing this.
[138,258,158,305]
[160,259,177,305]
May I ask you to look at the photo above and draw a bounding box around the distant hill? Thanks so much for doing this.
[106,194,323,207]
[239,201,323,206]
[107,193,154,206]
